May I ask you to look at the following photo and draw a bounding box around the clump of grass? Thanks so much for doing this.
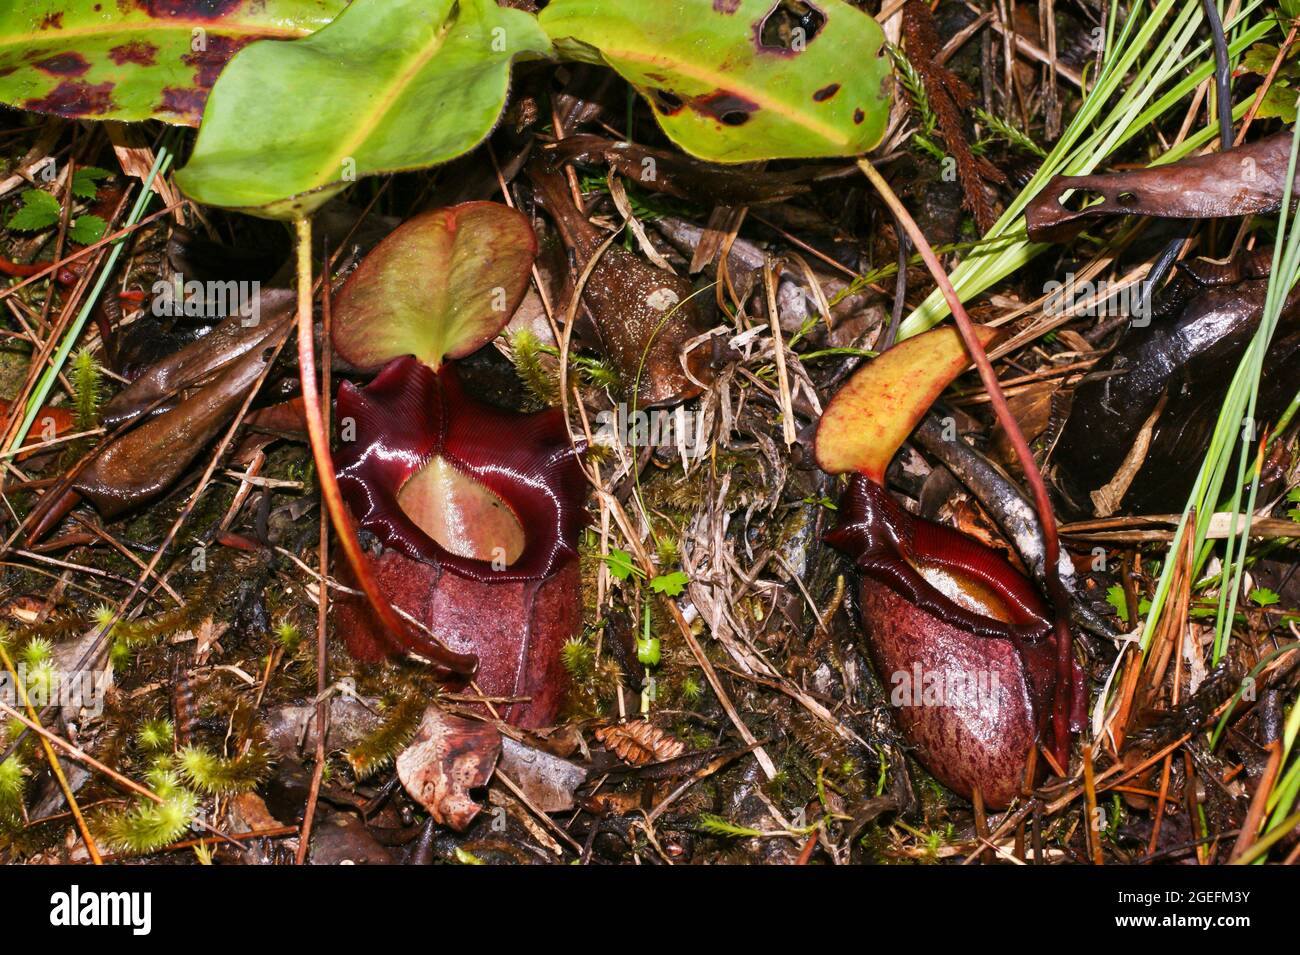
[273,620,302,652]
[561,637,595,682]
[99,775,197,855]
[19,636,52,669]
[96,761,196,854]
[136,719,174,753]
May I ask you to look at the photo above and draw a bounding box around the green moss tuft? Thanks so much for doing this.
[177,743,272,795]
[70,347,104,432]
[346,692,424,780]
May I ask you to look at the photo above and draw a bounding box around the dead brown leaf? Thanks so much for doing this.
[396,706,501,832]
[594,721,686,766]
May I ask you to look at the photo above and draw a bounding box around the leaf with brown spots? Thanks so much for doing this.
[0,0,346,126]
[539,0,892,162]
[594,721,687,766]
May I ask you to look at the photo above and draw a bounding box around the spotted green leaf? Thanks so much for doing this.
[0,0,345,126]
[175,0,551,219]
[539,0,892,163]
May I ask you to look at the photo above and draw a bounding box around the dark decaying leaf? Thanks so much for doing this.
[1053,272,1300,516]
[1026,131,1294,243]
[528,158,715,408]
[0,0,345,126]
[76,321,290,516]
[100,287,297,428]
[395,706,501,832]
[498,737,587,813]
[26,295,294,542]
[307,812,396,865]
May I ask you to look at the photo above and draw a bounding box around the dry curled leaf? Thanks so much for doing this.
[1026,131,1293,243]
[396,706,501,832]
[594,720,686,766]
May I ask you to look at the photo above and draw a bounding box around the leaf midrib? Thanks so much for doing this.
[0,19,313,52]
[306,16,457,192]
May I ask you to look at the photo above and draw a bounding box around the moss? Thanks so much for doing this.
[346,689,426,780]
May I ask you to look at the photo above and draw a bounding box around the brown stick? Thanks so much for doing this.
[297,242,334,866]
[291,217,474,678]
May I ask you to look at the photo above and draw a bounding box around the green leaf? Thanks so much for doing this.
[71,166,110,200]
[1255,81,1298,123]
[0,0,344,126]
[68,213,106,245]
[637,636,661,667]
[650,571,690,597]
[539,0,892,163]
[7,189,60,231]
[1249,588,1280,607]
[602,548,641,581]
[331,202,537,372]
[175,0,551,218]
[1241,43,1282,76]
[1105,584,1129,623]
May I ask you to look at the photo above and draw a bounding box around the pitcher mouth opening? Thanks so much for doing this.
[334,355,588,583]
